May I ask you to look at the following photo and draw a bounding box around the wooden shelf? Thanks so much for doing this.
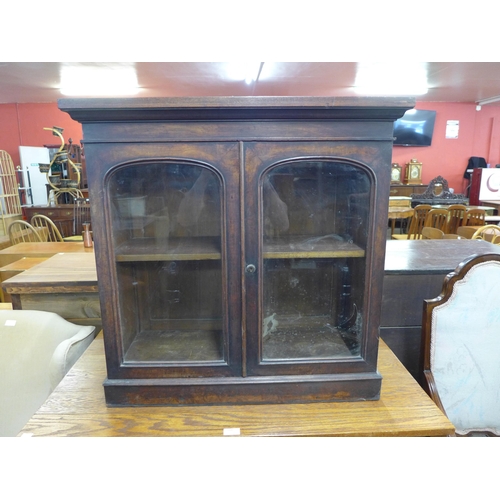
[124,328,224,363]
[263,235,365,259]
[115,236,222,262]
[263,325,355,360]
[115,234,365,262]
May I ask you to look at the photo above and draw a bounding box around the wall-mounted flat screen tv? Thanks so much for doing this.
[393,109,437,146]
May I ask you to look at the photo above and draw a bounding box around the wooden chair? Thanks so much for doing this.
[421,254,500,436]
[442,234,462,239]
[456,226,477,239]
[73,197,91,236]
[445,204,467,234]
[62,197,91,242]
[8,220,44,245]
[423,208,448,232]
[421,227,444,239]
[471,224,500,242]
[30,214,64,242]
[392,204,432,240]
[464,208,486,226]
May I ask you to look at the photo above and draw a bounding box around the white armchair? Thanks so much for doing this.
[421,253,500,436]
[0,310,96,436]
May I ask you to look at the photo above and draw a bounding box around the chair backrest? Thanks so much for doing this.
[464,208,486,226]
[456,226,477,239]
[73,198,91,236]
[8,220,43,245]
[471,224,500,242]
[424,208,448,231]
[0,310,96,436]
[421,253,500,435]
[442,233,462,239]
[406,204,432,239]
[421,226,444,239]
[30,214,64,242]
[445,204,467,234]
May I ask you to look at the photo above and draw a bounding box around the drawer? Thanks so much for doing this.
[28,209,74,218]
[390,187,411,196]
[389,184,428,197]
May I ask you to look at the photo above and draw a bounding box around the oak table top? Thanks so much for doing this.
[0,242,94,268]
[0,257,49,302]
[1,252,97,294]
[18,334,454,437]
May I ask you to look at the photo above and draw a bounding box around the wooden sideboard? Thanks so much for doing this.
[389,184,427,197]
[381,239,500,384]
[23,202,91,238]
[23,205,75,238]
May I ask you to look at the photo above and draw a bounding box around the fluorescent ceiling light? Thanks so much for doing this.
[60,64,140,96]
[354,62,428,96]
[225,62,263,84]
[476,95,500,106]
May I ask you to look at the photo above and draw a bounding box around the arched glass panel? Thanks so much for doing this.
[108,162,224,364]
[261,160,371,361]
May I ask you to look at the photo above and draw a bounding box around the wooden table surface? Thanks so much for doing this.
[1,252,100,328]
[385,238,500,274]
[0,257,49,302]
[0,242,94,268]
[18,334,454,437]
[1,252,97,293]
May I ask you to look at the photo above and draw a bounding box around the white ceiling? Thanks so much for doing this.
[1,62,500,104]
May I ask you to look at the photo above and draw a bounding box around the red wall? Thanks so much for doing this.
[1,100,500,196]
[0,102,83,167]
[392,101,500,194]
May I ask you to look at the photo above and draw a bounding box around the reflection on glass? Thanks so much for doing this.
[261,161,370,361]
[108,163,224,364]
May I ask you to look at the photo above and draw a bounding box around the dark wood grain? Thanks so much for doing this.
[384,239,500,274]
[59,97,414,405]
[59,96,416,123]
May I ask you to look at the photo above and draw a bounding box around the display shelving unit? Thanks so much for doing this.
[0,150,23,237]
[60,96,415,406]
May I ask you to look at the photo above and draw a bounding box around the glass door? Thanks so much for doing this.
[106,159,239,375]
[244,146,375,376]
[261,160,369,360]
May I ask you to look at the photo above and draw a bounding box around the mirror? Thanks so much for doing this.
[433,183,443,196]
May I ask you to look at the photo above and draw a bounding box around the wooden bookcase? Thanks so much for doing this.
[60,96,414,406]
